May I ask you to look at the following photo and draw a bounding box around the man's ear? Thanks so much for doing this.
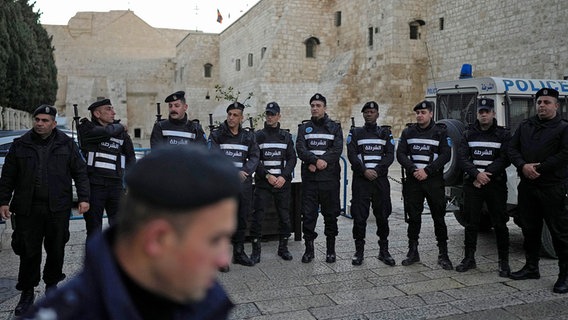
[141,219,176,257]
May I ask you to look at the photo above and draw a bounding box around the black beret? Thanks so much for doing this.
[125,145,241,211]
[265,102,280,115]
[413,100,434,111]
[165,91,185,103]
[310,93,327,105]
[361,101,379,112]
[88,98,111,111]
[33,105,57,117]
[536,88,559,100]
[226,102,245,113]
[477,98,494,111]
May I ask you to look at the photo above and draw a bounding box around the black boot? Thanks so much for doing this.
[437,242,453,270]
[326,237,336,263]
[14,289,35,316]
[509,262,540,280]
[352,239,364,266]
[402,240,420,266]
[455,247,476,272]
[553,262,568,294]
[250,238,261,264]
[302,240,315,263]
[232,243,254,266]
[498,260,511,277]
[277,237,293,261]
[378,240,395,266]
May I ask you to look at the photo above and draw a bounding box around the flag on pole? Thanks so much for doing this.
[217,9,223,24]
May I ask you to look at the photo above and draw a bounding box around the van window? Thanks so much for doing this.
[507,98,534,131]
[436,92,477,125]
[508,97,568,131]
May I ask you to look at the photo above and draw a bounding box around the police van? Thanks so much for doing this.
[425,76,568,258]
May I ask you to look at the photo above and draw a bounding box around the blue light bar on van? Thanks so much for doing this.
[459,64,473,79]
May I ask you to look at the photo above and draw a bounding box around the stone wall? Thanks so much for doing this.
[0,108,32,130]
[43,0,568,141]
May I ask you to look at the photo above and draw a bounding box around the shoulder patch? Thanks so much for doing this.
[346,132,352,144]
[305,126,313,134]
[447,136,452,147]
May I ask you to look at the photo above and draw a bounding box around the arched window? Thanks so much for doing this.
[304,37,320,58]
[204,63,213,78]
[409,20,425,40]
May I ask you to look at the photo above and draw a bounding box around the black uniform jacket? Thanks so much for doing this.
[296,114,343,182]
[209,121,260,179]
[0,128,90,216]
[78,118,136,184]
[254,122,297,189]
[396,120,451,178]
[150,114,206,148]
[458,119,510,182]
[509,113,568,187]
[347,123,394,178]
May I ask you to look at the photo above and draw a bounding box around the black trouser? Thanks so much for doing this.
[301,179,340,241]
[351,175,391,241]
[518,181,568,264]
[232,180,253,244]
[462,180,509,255]
[403,175,448,242]
[251,185,292,239]
[12,205,70,290]
[84,179,123,240]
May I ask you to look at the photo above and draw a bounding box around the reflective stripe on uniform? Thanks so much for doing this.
[162,130,196,139]
[220,144,249,151]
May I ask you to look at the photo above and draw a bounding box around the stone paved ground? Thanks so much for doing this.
[1,171,568,319]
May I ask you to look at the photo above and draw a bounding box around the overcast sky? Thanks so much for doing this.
[32,0,260,33]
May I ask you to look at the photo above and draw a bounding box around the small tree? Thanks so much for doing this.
[214,84,263,128]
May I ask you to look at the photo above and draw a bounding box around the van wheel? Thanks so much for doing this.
[437,119,465,186]
[540,224,558,259]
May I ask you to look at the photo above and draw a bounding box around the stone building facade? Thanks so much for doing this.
[44,0,568,145]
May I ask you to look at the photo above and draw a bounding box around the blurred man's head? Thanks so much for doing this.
[116,145,241,303]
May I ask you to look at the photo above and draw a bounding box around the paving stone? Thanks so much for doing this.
[245,276,321,291]
[509,286,566,303]
[255,294,335,314]
[230,286,313,304]
[443,282,518,300]
[309,298,397,319]
[249,310,317,320]
[504,299,567,319]
[366,303,463,320]
[314,269,378,284]
[307,278,375,295]
[387,294,426,309]
[435,308,520,320]
[228,302,261,320]
[327,285,405,304]
[0,278,18,304]
[367,272,430,286]
[417,291,456,305]
[450,294,524,313]
[395,278,464,295]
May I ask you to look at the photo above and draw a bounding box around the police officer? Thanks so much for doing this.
[296,93,343,263]
[0,105,90,316]
[455,98,511,276]
[508,88,568,294]
[78,98,136,239]
[396,100,453,270]
[150,90,206,148]
[250,102,297,263]
[347,101,395,266]
[209,102,260,268]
